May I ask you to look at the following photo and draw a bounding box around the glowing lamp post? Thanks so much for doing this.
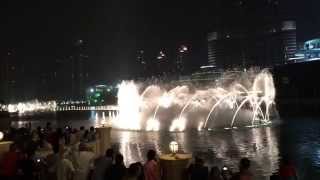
[0,131,3,141]
[169,141,178,155]
[0,131,13,161]
[160,141,192,180]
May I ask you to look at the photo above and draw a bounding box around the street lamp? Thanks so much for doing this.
[169,141,179,155]
[0,131,4,141]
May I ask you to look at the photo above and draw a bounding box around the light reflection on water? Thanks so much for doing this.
[8,117,320,179]
[110,126,280,178]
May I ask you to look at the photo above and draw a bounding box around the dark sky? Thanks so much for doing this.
[1,0,319,82]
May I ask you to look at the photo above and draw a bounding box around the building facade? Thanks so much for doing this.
[207,0,296,69]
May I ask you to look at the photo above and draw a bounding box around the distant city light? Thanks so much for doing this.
[295,53,304,57]
[157,51,166,60]
[179,45,188,53]
[288,57,304,60]
[8,100,57,115]
[200,65,215,69]
[183,46,188,51]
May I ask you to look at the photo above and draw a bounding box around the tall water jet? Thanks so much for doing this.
[113,81,141,130]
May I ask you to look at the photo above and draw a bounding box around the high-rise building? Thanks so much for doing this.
[48,40,90,101]
[281,20,297,62]
[0,50,25,103]
[176,45,188,75]
[156,50,169,76]
[70,40,89,100]
[137,50,147,77]
[207,0,296,69]
[207,31,244,69]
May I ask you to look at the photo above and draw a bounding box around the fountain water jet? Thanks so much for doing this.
[111,69,277,131]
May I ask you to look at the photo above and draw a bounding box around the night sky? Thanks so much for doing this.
[0,0,319,82]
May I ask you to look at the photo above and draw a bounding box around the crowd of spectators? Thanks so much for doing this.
[0,123,298,180]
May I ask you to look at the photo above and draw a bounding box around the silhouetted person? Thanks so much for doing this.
[75,143,95,180]
[107,153,127,180]
[93,148,114,180]
[82,130,89,142]
[231,158,253,180]
[279,158,298,180]
[188,157,209,180]
[126,163,141,180]
[18,151,35,180]
[0,144,19,180]
[210,166,223,180]
[144,150,159,180]
[88,126,96,142]
[46,122,52,133]
[134,162,144,180]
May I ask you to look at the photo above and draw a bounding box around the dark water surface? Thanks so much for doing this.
[4,116,320,179]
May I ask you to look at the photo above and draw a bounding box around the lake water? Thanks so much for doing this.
[5,115,320,179]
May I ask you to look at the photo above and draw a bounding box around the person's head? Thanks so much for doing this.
[84,130,89,137]
[105,148,114,158]
[115,153,124,165]
[147,149,156,161]
[80,126,85,131]
[239,158,251,171]
[90,126,95,132]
